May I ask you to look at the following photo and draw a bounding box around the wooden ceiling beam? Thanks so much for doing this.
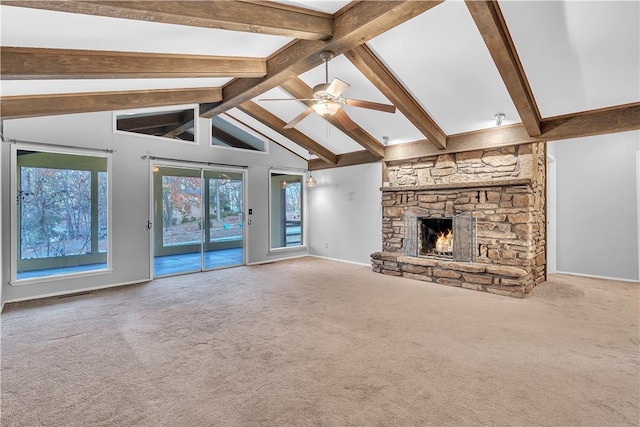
[384,102,640,161]
[345,44,447,150]
[308,150,381,171]
[465,0,541,137]
[1,47,266,79]
[201,39,326,118]
[201,1,443,118]
[2,1,333,40]
[280,77,385,159]
[384,125,531,161]
[237,101,338,165]
[540,102,640,140]
[133,125,179,137]
[117,112,184,132]
[173,132,194,142]
[0,87,221,119]
[161,110,196,139]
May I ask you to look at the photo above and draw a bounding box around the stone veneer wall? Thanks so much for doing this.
[371,143,546,298]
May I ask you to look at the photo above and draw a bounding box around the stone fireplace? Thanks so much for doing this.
[371,143,546,298]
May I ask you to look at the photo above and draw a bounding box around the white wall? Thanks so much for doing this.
[0,123,3,308]
[637,147,640,282]
[551,130,640,282]
[1,110,307,305]
[546,144,557,274]
[307,163,382,265]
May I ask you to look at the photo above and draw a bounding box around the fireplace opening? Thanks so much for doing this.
[403,210,475,262]
[418,218,453,257]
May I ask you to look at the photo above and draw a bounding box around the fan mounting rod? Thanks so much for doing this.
[319,51,334,84]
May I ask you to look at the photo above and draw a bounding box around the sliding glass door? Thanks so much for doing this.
[153,165,244,277]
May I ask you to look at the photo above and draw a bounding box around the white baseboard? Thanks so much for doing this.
[554,271,639,284]
[1,278,152,310]
[246,254,309,266]
[309,254,371,267]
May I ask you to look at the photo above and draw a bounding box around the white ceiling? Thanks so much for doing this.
[1,1,638,159]
[368,0,520,135]
[500,1,640,118]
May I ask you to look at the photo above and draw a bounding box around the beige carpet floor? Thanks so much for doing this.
[1,256,639,426]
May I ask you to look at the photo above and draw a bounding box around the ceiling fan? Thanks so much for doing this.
[260,51,396,131]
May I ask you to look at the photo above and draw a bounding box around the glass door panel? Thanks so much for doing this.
[153,166,203,276]
[161,175,202,248]
[203,170,244,270]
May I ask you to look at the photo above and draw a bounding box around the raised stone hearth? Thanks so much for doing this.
[371,143,546,298]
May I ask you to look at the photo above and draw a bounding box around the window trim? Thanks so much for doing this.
[10,144,113,286]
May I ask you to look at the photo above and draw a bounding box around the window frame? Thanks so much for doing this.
[268,169,306,252]
[10,144,113,285]
[113,104,199,145]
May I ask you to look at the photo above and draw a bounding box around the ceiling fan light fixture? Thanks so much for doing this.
[494,113,505,126]
[312,100,341,116]
[312,83,331,98]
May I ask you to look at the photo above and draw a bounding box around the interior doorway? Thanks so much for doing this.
[152,164,245,277]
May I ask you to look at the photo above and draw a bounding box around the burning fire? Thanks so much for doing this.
[435,229,453,253]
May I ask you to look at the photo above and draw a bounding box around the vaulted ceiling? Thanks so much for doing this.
[1,1,639,170]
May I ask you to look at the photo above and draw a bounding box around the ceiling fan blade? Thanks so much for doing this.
[333,108,358,132]
[326,78,350,97]
[259,98,316,102]
[284,106,314,129]
[345,98,396,113]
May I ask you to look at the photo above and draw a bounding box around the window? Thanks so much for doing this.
[270,171,303,249]
[14,149,110,281]
[211,116,266,152]
[114,106,197,143]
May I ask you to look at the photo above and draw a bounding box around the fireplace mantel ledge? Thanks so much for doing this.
[380,178,532,192]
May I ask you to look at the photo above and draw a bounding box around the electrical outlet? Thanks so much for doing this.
[248,209,252,215]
